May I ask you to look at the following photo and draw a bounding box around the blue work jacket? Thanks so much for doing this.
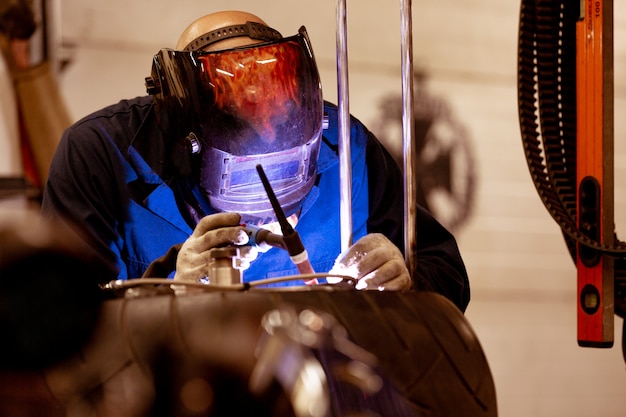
[42,96,470,310]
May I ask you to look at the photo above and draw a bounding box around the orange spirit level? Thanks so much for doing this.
[575,0,614,347]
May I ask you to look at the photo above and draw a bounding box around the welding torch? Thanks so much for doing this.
[255,164,318,284]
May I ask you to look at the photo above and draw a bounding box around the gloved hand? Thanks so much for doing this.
[328,233,411,291]
[174,212,257,282]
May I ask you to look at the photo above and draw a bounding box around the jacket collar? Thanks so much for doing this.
[125,145,193,234]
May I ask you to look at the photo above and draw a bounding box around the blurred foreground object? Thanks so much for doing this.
[0,209,107,415]
[0,209,106,370]
[1,285,497,416]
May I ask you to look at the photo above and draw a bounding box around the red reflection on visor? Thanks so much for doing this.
[199,42,302,143]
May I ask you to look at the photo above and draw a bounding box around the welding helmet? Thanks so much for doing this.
[145,25,324,223]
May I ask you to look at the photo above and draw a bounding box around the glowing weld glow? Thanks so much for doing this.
[327,262,360,284]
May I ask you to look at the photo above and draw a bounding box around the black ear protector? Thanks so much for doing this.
[144,49,200,176]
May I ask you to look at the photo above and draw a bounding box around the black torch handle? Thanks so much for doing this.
[255,164,317,282]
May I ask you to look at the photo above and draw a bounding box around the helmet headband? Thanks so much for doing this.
[183,21,283,52]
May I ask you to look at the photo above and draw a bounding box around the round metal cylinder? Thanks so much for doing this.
[207,247,242,286]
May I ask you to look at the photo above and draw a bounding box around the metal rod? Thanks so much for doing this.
[400,0,417,277]
[336,0,353,252]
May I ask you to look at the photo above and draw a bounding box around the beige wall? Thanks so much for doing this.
[57,0,626,415]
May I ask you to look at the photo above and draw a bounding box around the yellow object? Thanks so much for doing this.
[14,61,71,187]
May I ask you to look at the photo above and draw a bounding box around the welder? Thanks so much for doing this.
[41,10,470,311]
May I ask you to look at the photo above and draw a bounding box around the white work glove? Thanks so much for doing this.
[174,212,257,282]
[328,233,411,291]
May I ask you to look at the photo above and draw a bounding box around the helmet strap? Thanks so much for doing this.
[183,21,282,52]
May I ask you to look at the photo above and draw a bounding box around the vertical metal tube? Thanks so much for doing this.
[336,0,353,252]
[47,0,63,77]
[29,0,46,66]
[400,0,416,277]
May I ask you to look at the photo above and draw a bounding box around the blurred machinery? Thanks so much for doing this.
[0,232,497,416]
[373,71,477,233]
[517,0,626,356]
[0,0,71,196]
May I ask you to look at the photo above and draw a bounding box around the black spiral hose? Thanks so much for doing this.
[517,0,626,317]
